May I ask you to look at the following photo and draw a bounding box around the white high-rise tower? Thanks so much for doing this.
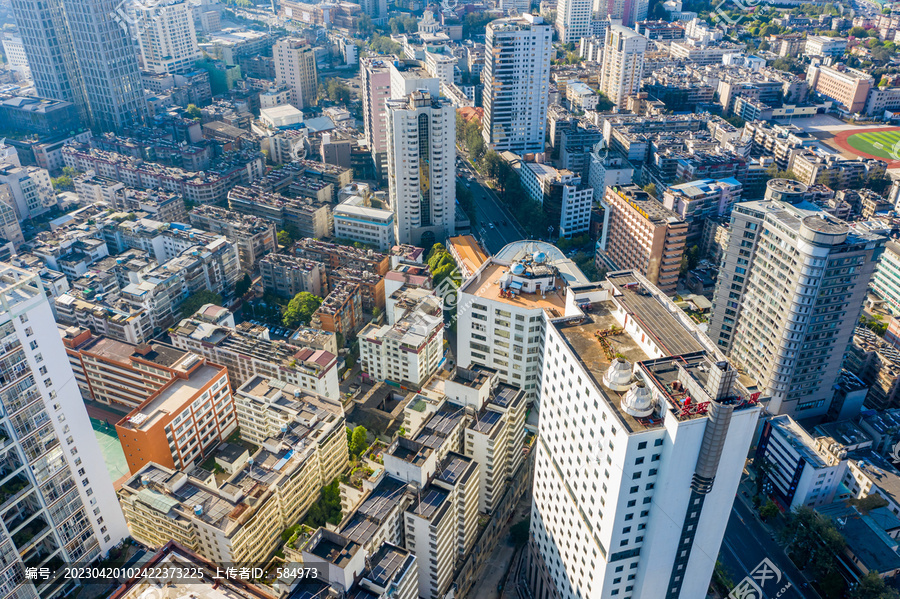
[0,264,128,598]
[522,270,761,599]
[481,15,552,155]
[386,90,456,247]
[600,25,648,108]
[136,0,200,75]
[557,0,593,43]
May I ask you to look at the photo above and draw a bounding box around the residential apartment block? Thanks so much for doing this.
[227,186,332,241]
[386,90,456,246]
[600,26,648,108]
[482,15,552,154]
[259,254,327,299]
[116,356,235,474]
[603,185,687,295]
[662,177,743,249]
[515,160,594,240]
[710,179,885,417]
[360,289,444,388]
[136,0,201,75]
[274,38,318,109]
[871,240,900,315]
[189,205,277,271]
[170,305,340,398]
[119,377,348,565]
[0,264,128,598]
[312,281,364,336]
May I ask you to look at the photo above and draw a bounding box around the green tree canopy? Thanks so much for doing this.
[186,104,202,119]
[283,291,323,328]
[277,229,294,247]
[235,273,253,297]
[349,425,368,458]
[180,290,223,318]
[850,571,900,599]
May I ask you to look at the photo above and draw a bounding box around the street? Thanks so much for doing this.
[458,153,527,254]
[718,488,816,599]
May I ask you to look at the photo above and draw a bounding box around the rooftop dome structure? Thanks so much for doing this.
[603,357,632,391]
[533,251,547,264]
[622,381,655,418]
[511,263,526,275]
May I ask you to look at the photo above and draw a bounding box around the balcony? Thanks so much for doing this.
[0,473,29,508]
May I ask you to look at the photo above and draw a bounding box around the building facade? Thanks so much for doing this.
[274,38,318,110]
[600,26,648,109]
[386,91,456,247]
[0,264,128,598]
[481,16,552,155]
[137,0,201,75]
[604,185,687,295]
[526,270,761,599]
[709,179,885,417]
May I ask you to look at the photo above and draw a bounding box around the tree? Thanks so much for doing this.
[180,290,223,317]
[755,456,774,497]
[850,571,900,599]
[186,104,202,119]
[51,175,73,191]
[349,425,368,458]
[321,78,352,105]
[850,26,868,37]
[283,292,323,328]
[370,34,401,54]
[759,499,779,521]
[235,273,253,297]
[850,493,889,514]
[780,507,846,590]
[642,183,658,198]
[304,479,342,527]
[277,229,293,247]
[510,518,530,546]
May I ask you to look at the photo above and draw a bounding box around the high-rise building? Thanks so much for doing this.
[604,184,687,296]
[11,0,146,131]
[274,38,318,110]
[525,269,762,599]
[386,90,456,247]
[361,56,395,179]
[556,0,592,43]
[456,241,592,403]
[9,0,87,122]
[601,0,650,27]
[482,15,552,155]
[709,179,885,418]
[136,0,201,75]
[0,264,128,598]
[600,25,648,108]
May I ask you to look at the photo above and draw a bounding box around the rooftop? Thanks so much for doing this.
[120,362,223,431]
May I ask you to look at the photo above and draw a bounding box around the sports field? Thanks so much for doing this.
[845,129,900,161]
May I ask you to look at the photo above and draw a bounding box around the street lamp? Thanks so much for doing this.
[547,226,554,242]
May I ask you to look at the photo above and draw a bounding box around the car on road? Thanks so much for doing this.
[489,223,495,229]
